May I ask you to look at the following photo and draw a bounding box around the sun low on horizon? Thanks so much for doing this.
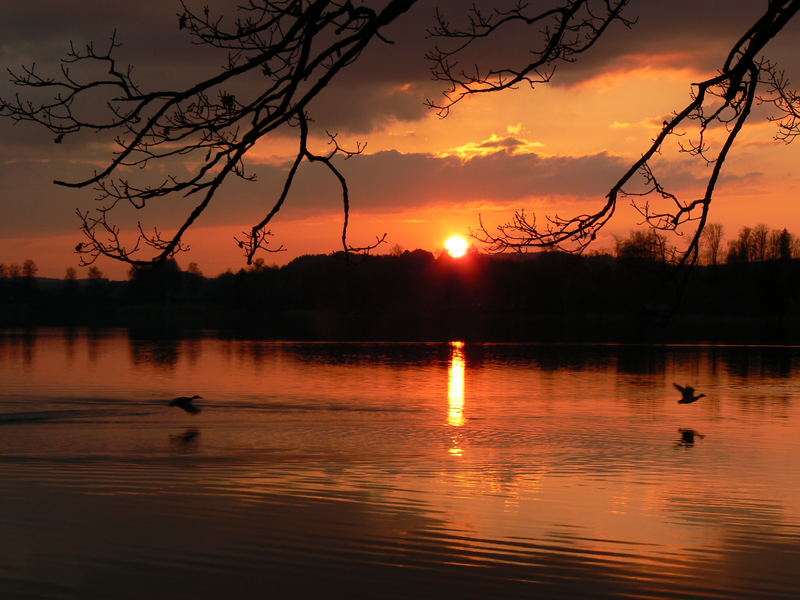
[445,236,469,258]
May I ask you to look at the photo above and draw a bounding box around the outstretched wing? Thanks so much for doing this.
[673,383,686,393]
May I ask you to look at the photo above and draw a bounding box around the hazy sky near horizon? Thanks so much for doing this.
[1,0,800,278]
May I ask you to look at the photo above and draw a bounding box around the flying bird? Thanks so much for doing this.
[673,383,705,404]
[169,395,202,414]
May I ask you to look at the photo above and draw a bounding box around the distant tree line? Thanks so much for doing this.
[2,236,800,342]
[0,260,111,305]
[615,223,800,266]
[0,259,40,302]
[720,225,796,265]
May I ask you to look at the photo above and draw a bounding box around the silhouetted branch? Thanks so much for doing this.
[4,0,800,275]
[426,0,635,116]
[471,0,800,270]
[1,0,415,268]
[759,60,800,143]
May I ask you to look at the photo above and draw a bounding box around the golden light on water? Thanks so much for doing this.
[448,340,466,427]
[445,236,468,258]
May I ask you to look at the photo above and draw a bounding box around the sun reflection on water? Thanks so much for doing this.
[448,341,466,428]
[5,332,800,600]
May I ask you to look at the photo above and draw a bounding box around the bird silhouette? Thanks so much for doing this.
[673,383,705,404]
[169,395,202,414]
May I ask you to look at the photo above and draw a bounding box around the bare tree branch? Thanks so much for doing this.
[3,0,800,276]
[426,0,635,116]
[470,0,800,272]
[1,0,415,268]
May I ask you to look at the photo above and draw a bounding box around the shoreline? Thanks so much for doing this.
[2,306,800,345]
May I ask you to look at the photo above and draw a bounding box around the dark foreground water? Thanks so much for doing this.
[1,329,799,599]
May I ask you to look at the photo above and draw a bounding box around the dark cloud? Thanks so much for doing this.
[340,149,626,208]
[218,147,707,221]
[0,147,633,236]
[424,1,788,88]
[1,0,794,149]
[309,82,430,134]
[0,0,791,242]
[0,137,750,245]
[0,0,433,151]
[0,159,92,236]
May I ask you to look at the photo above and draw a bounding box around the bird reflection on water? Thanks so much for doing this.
[170,428,201,451]
[675,428,705,448]
[4,332,800,600]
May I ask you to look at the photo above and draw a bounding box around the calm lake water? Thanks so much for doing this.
[1,329,799,599]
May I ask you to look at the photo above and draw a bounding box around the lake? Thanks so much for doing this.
[1,329,799,599]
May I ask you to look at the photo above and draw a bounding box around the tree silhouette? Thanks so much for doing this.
[701,223,724,266]
[62,267,79,302]
[2,1,800,271]
[726,224,797,264]
[22,259,38,279]
[727,226,754,264]
[776,228,793,261]
[752,224,770,263]
[615,230,671,264]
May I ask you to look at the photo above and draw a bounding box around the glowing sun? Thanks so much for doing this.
[445,236,469,258]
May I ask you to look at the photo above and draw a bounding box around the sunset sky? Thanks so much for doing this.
[1,1,800,279]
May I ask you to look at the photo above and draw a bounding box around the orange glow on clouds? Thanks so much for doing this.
[7,51,800,279]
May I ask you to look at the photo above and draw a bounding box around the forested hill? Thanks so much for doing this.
[2,249,800,343]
